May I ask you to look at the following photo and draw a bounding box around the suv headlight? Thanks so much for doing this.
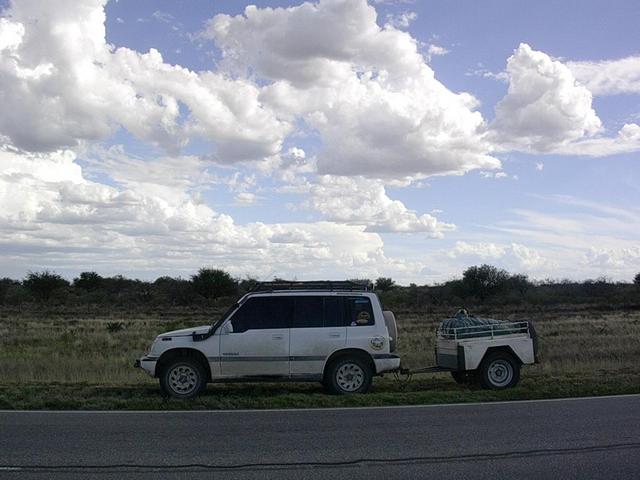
[149,337,162,356]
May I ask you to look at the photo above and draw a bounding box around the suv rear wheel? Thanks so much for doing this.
[326,356,373,395]
[160,358,206,399]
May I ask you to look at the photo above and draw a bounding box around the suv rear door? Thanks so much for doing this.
[289,295,346,377]
[219,296,291,377]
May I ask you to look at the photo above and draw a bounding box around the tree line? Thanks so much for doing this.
[1,265,639,309]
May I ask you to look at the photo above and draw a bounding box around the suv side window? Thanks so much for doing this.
[231,296,292,333]
[323,297,344,327]
[292,296,323,328]
[292,296,345,328]
[345,296,374,326]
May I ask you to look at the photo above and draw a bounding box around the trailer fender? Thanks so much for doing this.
[464,338,535,370]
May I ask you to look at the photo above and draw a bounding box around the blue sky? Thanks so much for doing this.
[0,0,639,283]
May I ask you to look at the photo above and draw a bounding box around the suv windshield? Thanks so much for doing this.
[212,302,239,331]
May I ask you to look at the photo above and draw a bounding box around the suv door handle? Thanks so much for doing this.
[329,333,341,338]
[272,334,284,340]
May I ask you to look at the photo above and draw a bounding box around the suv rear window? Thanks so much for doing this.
[345,296,374,326]
[231,296,292,332]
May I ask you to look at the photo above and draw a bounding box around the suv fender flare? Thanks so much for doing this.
[323,348,377,379]
[156,348,212,382]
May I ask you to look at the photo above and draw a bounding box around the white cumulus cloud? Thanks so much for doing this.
[491,43,602,152]
[0,0,289,160]
[310,175,455,235]
[385,11,417,29]
[552,122,640,156]
[448,241,551,271]
[568,55,640,96]
[207,0,500,180]
[0,146,436,281]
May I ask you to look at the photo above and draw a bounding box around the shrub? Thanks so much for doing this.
[106,321,125,333]
[238,277,260,294]
[0,278,29,305]
[458,264,510,303]
[506,273,533,297]
[374,277,396,292]
[191,268,237,299]
[22,271,70,302]
[73,272,104,292]
[153,276,197,306]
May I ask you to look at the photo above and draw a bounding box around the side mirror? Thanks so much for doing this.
[220,322,233,335]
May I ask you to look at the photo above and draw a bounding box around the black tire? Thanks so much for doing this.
[451,370,477,385]
[479,351,520,390]
[325,356,373,395]
[320,378,332,393]
[159,358,206,399]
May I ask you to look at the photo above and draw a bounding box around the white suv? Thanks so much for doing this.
[135,282,400,398]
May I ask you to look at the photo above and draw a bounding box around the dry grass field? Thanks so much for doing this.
[0,305,639,409]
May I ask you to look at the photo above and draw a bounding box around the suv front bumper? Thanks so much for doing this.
[134,356,158,377]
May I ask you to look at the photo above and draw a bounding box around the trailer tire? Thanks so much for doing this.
[479,351,520,390]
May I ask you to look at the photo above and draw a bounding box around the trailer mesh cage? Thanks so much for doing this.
[251,280,371,292]
[437,311,529,340]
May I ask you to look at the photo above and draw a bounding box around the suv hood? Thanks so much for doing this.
[159,325,211,338]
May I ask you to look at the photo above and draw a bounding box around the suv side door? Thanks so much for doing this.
[289,295,346,378]
[219,296,292,378]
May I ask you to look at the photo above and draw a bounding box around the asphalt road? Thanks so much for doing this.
[1,395,639,480]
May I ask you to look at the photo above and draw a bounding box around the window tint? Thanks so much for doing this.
[290,296,345,328]
[292,297,324,328]
[345,297,374,326]
[323,297,343,327]
[230,297,292,332]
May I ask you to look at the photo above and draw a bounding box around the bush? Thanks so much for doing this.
[374,277,396,292]
[22,271,70,302]
[153,276,197,306]
[238,277,260,294]
[191,268,237,299]
[458,264,510,303]
[106,321,125,333]
[73,272,104,292]
[0,278,29,305]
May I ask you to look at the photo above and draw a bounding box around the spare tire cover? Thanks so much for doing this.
[383,311,398,352]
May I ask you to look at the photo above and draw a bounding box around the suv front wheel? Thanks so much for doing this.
[160,358,206,399]
[326,356,373,395]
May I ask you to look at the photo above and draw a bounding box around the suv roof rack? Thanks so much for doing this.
[251,280,371,293]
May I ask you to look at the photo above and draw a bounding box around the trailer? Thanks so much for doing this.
[398,315,539,389]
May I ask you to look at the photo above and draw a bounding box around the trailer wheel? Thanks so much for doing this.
[451,371,477,385]
[479,351,520,390]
